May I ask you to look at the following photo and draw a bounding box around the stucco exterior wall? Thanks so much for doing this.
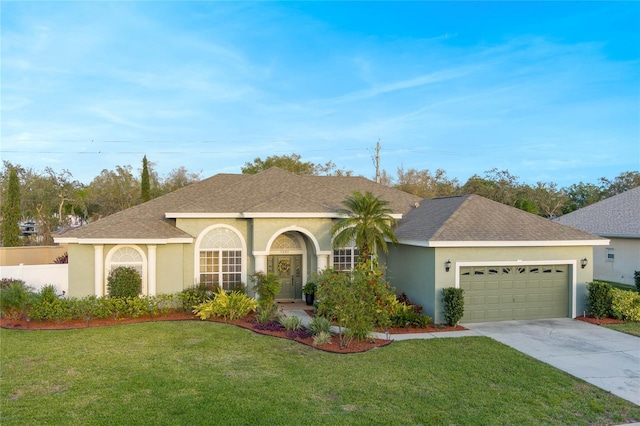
[594,238,639,286]
[67,244,95,297]
[390,244,593,323]
[386,244,435,317]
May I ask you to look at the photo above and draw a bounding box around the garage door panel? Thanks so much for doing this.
[460,264,568,322]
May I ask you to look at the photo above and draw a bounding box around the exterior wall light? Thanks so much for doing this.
[445,260,452,272]
[581,258,588,269]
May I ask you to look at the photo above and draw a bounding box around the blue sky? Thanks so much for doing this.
[1,1,639,187]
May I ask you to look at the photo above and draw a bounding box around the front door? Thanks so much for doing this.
[271,255,302,300]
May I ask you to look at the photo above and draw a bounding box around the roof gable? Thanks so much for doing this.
[396,194,604,245]
[555,186,640,237]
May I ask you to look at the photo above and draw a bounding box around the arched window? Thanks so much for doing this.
[106,245,146,295]
[198,227,243,290]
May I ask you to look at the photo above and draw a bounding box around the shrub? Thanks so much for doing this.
[442,287,465,326]
[255,304,279,324]
[316,264,396,348]
[279,315,303,332]
[53,252,68,264]
[193,288,257,321]
[313,331,332,346]
[610,288,640,322]
[587,281,613,319]
[0,280,35,319]
[635,271,640,293]
[251,272,280,311]
[107,267,142,298]
[29,285,71,321]
[308,316,332,336]
[390,303,432,328]
[178,284,215,311]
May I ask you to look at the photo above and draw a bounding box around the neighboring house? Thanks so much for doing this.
[55,167,606,323]
[555,186,639,287]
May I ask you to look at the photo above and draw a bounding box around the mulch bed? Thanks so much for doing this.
[0,312,392,354]
[575,315,625,325]
[0,310,468,353]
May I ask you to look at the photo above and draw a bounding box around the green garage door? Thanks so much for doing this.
[460,265,569,322]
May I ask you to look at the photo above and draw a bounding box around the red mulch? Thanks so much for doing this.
[303,309,467,334]
[0,312,393,354]
[575,315,625,325]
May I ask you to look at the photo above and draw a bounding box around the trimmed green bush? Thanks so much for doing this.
[107,267,142,298]
[178,284,214,311]
[587,281,613,319]
[442,287,465,326]
[610,288,640,322]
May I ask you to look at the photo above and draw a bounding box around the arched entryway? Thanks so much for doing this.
[266,232,306,301]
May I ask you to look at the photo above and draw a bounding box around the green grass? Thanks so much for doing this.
[603,322,640,337]
[2,322,639,425]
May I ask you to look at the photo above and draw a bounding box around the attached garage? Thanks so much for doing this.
[460,265,569,322]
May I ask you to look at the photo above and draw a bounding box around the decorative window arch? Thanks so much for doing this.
[196,225,246,291]
[272,232,303,252]
[105,245,147,295]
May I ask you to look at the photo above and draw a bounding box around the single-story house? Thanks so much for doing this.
[55,167,606,323]
[555,186,639,287]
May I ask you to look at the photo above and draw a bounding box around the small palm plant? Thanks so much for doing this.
[331,191,398,263]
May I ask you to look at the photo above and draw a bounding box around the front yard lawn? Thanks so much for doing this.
[604,322,640,337]
[2,321,639,425]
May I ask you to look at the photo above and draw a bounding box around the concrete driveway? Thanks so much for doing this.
[465,319,640,405]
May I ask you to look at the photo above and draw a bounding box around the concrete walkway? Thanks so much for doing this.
[465,319,640,406]
[280,304,640,406]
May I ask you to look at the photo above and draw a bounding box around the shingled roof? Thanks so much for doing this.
[555,186,640,238]
[395,194,605,246]
[57,168,421,242]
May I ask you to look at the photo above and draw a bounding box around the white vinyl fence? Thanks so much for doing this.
[0,264,68,295]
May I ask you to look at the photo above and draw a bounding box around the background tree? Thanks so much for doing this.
[87,165,139,219]
[393,166,460,198]
[141,155,151,203]
[2,167,21,247]
[331,191,398,262]
[599,171,640,198]
[160,166,202,194]
[242,153,352,176]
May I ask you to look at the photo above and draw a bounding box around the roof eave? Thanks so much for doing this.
[397,239,611,248]
[54,237,194,245]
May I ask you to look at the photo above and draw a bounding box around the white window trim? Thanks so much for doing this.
[194,224,247,288]
[104,245,148,296]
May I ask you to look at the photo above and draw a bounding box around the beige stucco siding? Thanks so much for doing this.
[594,238,639,286]
[251,218,333,253]
[67,244,95,297]
[156,244,187,294]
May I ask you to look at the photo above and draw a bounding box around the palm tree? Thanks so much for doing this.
[331,191,398,263]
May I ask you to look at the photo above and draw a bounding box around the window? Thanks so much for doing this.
[333,248,360,271]
[199,227,243,290]
[606,248,615,262]
[110,246,143,276]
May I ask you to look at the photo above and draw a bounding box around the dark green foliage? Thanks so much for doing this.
[390,308,432,328]
[0,278,25,289]
[635,271,640,293]
[316,262,396,347]
[30,286,72,322]
[178,284,215,311]
[251,272,280,310]
[141,155,151,202]
[442,287,465,326]
[2,167,21,247]
[587,281,613,319]
[107,266,142,298]
[302,281,317,295]
[0,280,35,319]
